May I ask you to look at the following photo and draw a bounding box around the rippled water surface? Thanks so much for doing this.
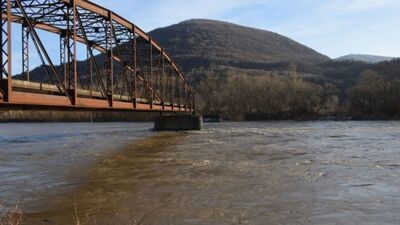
[1,121,400,225]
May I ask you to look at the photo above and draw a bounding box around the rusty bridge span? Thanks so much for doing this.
[0,0,194,113]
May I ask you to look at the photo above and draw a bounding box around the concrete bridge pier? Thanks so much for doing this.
[154,114,203,131]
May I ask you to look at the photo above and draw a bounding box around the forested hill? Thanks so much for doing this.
[335,54,397,63]
[149,19,330,73]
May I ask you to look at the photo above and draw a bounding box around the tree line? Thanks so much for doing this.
[194,61,400,120]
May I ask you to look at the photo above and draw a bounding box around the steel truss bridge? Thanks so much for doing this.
[0,0,194,112]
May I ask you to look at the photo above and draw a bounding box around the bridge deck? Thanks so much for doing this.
[0,80,190,112]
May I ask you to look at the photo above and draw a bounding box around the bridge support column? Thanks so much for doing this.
[154,114,203,131]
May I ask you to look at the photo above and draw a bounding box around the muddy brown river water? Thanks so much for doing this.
[1,121,400,225]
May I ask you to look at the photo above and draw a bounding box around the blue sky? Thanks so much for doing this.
[94,0,400,58]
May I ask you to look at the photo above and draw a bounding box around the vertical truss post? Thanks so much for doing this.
[131,25,137,108]
[22,24,29,81]
[0,0,2,84]
[191,92,195,112]
[64,3,77,105]
[185,81,189,111]
[6,0,11,100]
[161,51,165,110]
[148,37,153,109]
[65,5,72,90]
[87,46,92,95]
[183,83,187,111]
[60,34,66,85]
[187,88,190,111]
[0,0,12,102]
[72,0,78,105]
[188,92,191,111]
[186,90,190,111]
[170,62,174,110]
[105,12,114,107]
[186,91,189,111]
[165,61,170,108]
[177,73,181,111]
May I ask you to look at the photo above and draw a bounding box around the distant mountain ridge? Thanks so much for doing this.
[335,54,397,63]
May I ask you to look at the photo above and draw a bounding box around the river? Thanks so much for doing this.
[1,121,400,225]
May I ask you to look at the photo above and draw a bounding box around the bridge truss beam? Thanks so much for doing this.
[0,0,194,112]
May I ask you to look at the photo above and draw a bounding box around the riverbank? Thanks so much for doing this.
[220,112,400,121]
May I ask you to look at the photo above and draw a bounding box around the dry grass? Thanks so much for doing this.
[0,202,141,225]
[0,205,23,225]
[0,202,98,225]
[0,203,88,225]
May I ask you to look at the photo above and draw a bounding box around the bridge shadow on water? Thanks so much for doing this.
[24,132,188,225]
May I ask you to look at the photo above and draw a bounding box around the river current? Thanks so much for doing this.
[0,121,399,224]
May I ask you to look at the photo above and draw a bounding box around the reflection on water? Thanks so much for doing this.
[1,121,400,225]
[0,123,153,211]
